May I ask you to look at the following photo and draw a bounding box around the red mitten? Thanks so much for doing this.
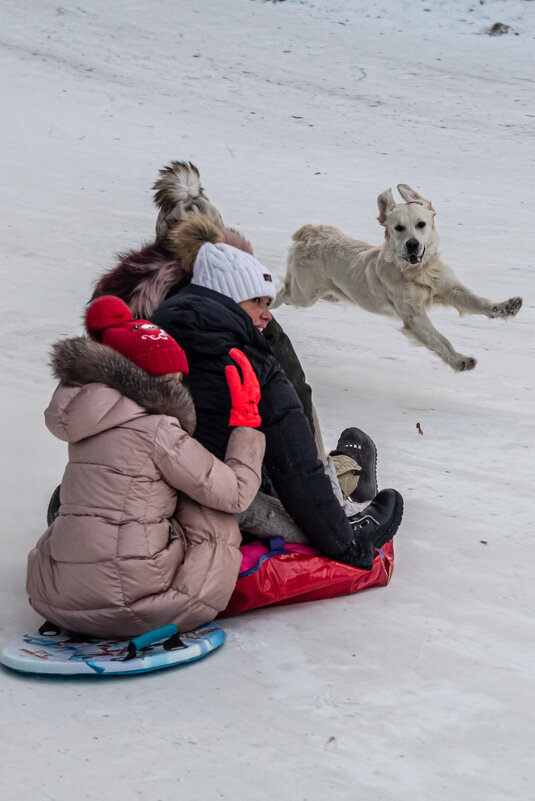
[225,348,261,428]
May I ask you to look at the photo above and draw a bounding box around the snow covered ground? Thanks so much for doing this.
[1,1,534,798]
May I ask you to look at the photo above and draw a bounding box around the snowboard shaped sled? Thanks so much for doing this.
[1,620,225,677]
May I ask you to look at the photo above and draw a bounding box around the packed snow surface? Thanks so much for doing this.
[1,1,533,799]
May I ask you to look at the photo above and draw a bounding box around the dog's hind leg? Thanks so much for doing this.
[278,279,322,308]
[273,266,323,308]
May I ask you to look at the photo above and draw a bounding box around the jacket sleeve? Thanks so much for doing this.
[259,361,355,559]
[154,420,265,514]
[263,318,315,436]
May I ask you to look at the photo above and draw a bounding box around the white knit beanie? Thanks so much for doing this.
[190,242,276,304]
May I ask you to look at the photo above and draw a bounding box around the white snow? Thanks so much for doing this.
[1,1,534,798]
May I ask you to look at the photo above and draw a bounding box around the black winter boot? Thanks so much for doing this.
[337,489,403,570]
[330,427,378,503]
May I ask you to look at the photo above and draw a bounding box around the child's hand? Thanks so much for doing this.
[225,348,261,428]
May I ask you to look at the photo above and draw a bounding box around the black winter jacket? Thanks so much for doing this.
[151,285,354,559]
[263,317,314,438]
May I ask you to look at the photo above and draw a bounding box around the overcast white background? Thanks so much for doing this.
[1,1,534,799]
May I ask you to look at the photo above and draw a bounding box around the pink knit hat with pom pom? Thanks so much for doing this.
[85,296,188,376]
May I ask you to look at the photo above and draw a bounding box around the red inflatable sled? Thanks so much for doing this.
[220,536,394,618]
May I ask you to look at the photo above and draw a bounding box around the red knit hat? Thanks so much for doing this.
[85,296,188,376]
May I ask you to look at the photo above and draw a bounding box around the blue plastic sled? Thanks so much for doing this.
[1,621,225,676]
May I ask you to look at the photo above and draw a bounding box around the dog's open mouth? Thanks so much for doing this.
[404,247,425,265]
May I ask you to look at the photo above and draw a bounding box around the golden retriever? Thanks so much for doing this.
[275,184,522,371]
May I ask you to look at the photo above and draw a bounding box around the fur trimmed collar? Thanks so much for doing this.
[50,337,196,435]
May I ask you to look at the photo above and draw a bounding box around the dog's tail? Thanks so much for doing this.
[153,161,224,239]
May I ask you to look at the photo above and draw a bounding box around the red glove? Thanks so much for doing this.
[225,348,262,428]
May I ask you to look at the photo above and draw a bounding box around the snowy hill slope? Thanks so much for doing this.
[1,1,533,799]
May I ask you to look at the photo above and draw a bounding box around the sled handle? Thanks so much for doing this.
[122,624,182,661]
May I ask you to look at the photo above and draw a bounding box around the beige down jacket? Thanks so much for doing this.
[26,337,265,638]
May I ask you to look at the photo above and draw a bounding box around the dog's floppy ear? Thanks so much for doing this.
[397,184,435,214]
[377,188,395,225]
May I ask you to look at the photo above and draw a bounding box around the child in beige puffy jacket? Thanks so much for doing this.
[26,296,265,638]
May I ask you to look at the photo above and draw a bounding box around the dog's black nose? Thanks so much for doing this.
[406,238,419,254]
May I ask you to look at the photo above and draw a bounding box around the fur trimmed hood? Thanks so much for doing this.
[90,162,254,319]
[89,241,187,320]
[50,336,196,436]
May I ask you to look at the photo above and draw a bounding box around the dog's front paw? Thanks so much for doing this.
[452,355,477,372]
[490,297,523,317]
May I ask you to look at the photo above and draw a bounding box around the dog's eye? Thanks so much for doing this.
[394,224,405,232]
[416,221,426,229]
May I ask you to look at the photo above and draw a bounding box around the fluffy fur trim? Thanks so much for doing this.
[153,161,224,239]
[167,215,224,273]
[89,242,188,319]
[51,337,196,435]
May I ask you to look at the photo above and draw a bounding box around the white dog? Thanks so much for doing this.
[274,184,522,371]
